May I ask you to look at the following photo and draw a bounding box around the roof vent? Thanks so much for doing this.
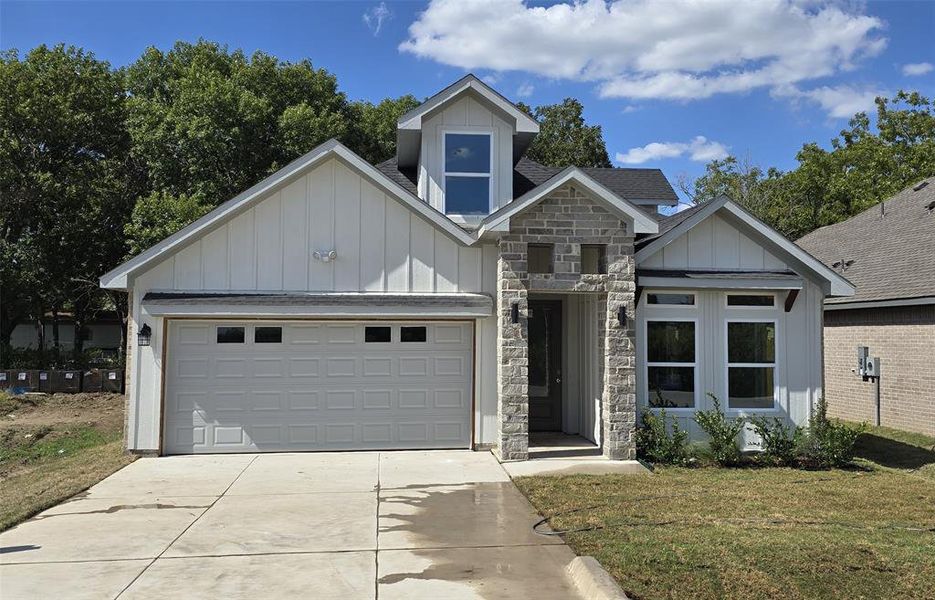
[832,258,855,272]
[913,180,929,192]
[927,199,935,211]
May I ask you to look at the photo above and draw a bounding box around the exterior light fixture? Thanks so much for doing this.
[617,306,627,328]
[137,323,152,347]
[511,302,520,324]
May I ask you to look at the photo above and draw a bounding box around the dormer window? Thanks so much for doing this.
[443,132,492,215]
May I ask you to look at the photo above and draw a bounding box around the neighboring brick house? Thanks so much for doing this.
[798,178,935,436]
[100,74,854,458]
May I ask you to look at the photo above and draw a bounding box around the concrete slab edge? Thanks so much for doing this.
[565,556,629,600]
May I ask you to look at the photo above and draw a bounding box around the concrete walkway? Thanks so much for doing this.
[0,451,584,599]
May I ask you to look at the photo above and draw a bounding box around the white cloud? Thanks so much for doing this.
[400,0,885,102]
[516,82,535,97]
[363,2,391,36]
[481,73,500,85]
[902,62,934,76]
[621,105,640,114]
[773,84,884,118]
[615,136,729,165]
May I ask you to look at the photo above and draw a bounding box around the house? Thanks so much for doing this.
[9,312,123,355]
[797,178,935,436]
[100,75,854,459]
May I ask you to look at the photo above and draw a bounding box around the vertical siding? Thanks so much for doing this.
[281,177,309,290]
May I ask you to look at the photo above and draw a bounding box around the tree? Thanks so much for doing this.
[124,191,211,256]
[518,98,611,168]
[345,95,421,164]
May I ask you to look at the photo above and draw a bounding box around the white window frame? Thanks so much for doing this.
[441,129,494,217]
[724,291,777,309]
[724,318,779,413]
[644,317,699,412]
[643,289,698,308]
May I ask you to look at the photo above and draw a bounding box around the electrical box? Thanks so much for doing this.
[857,346,869,377]
[865,356,881,378]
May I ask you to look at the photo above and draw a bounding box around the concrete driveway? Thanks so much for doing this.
[0,451,584,599]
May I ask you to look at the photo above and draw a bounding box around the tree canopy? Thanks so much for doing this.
[518,98,612,168]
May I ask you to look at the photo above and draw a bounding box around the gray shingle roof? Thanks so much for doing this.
[634,200,711,249]
[376,156,678,206]
[796,177,935,305]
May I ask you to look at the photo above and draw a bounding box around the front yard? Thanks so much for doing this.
[515,426,935,600]
[0,391,134,531]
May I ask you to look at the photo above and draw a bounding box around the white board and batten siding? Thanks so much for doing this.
[125,156,502,452]
[418,95,514,213]
[636,213,825,449]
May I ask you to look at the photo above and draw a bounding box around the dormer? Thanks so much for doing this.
[396,75,540,227]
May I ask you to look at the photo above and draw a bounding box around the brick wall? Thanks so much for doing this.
[495,184,637,460]
[824,304,935,436]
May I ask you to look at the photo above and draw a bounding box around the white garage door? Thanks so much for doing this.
[163,320,473,454]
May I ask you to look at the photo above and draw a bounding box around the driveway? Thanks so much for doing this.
[0,451,584,599]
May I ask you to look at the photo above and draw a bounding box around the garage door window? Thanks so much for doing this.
[401,326,427,342]
[255,326,282,344]
[365,326,391,343]
[217,326,244,344]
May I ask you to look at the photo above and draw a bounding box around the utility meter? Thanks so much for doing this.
[857,346,869,377]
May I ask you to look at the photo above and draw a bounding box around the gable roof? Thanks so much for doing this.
[100,139,475,290]
[479,167,660,236]
[635,196,855,297]
[513,157,679,206]
[796,177,935,306]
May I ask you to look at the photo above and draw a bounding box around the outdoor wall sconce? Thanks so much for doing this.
[137,323,152,347]
[617,306,627,328]
[511,302,520,324]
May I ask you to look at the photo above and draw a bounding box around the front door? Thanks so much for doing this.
[528,300,562,431]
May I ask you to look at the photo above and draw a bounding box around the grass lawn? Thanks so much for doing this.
[0,391,135,531]
[515,425,935,600]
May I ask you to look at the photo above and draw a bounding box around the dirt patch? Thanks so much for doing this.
[1,392,125,430]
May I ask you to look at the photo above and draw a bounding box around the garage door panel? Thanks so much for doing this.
[164,320,473,454]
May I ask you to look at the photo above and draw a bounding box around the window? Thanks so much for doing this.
[528,244,553,274]
[217,326,245,344]
[727,294,775,307]
[444,132,491,215]
[646,321,695,408]
[647,293,695,306]
[401,326,427,342]
[255,326,282,344]
[581,245,607,274]
[727,321,776,409]
[365,326,391,343]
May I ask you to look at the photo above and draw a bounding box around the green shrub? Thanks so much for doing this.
[636,405,689,465]
[800,397,866,468]
[693,393,745,466]
[749,416,802,466]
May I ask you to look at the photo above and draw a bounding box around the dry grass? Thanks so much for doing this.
[0,392,134,531]
[515,426,935,600]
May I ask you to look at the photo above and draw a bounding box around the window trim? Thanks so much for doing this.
[724,318,779,413]
[643,317,699,412]
[724,292,777,309]
[441,129,494,217]
[643,289,698,308]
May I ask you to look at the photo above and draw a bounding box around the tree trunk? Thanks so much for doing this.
[52,310,61,351]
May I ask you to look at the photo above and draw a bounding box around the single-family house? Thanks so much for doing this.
[100,75,854,459]
[797,178,935,436]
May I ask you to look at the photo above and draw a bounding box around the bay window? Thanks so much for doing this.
[726,321,777,409]
[443,132,492,215]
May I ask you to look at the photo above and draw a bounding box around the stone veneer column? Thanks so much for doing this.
[495,238,529,461]
[601,244,637,460]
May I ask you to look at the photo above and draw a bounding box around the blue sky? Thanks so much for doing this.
[2,0,934,205]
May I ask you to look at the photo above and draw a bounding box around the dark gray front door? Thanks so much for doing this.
[528,300,562,432]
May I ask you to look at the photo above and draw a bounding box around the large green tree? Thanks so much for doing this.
[345,95,422,164]
[518,98,612,168]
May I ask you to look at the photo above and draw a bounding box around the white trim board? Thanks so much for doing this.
[634,196,855,297]
[100,139,476,290]
[824,296,935,310]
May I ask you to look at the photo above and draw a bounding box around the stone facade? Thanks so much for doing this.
[824,305,935,436]
[495,184,637,461]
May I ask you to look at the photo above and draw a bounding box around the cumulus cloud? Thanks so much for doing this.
[516,82,535,97]
[902,62,933,76]
[363,2,391,36]
[773,84,885,118]
[400,0,885,102]
[615,136,729,165]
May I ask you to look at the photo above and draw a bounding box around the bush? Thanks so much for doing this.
[693,393,745,466]
[800,397,866,468]
[749,416,802,466]
[636,405,689,465]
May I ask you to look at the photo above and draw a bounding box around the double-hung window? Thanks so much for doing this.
[646,320,696,409]
[444,132,491,216]
[726,321,777,409]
